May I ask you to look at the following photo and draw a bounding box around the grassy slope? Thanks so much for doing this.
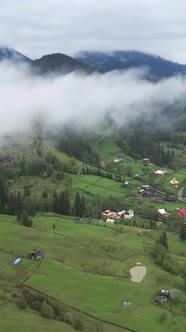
[95,138,121,161]
[0,303,75,332]
[1,137,186,331]
[0,215,185,332]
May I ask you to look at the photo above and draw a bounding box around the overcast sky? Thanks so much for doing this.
[1,0,186,63]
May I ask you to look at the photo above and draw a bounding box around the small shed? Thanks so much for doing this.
[155,289,170,304]
[28,249,44,261]
[143,158,150,165]
[155,170,166,175]
[142,191,151,198]
[122,301,132,306]
[124,210,134,219]
[170,178,179,185]
[106,218,115,224]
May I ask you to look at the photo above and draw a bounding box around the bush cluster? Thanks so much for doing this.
[21,288,84,330]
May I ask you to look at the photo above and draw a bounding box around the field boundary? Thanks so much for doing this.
[23,284,139,332]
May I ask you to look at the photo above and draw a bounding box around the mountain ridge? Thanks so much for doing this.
[75,50,186,78]
[1,47,186,78]
[0,46,31,63]
[32,52,97,75]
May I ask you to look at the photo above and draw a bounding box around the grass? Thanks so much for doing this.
[94,137,121,162]
[1,137,186,331]
[1,215,184,332]
[25,217,186,332]
[0,302,76,332]
[70,174,124,198]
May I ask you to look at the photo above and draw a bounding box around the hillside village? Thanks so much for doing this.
[0,134,185,332]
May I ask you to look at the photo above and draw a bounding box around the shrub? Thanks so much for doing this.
[11,291,20,298]
[16,298,27,309]
[159,313,167,322]
[64,312,75,325]
[117,225,124,233]
[30,300,42,311]
[52,304,64,318]
[162,259,172,272]
[170,289,183,303]
[22,289,33,304]
[41,300,54,319]
[73,318,84,331]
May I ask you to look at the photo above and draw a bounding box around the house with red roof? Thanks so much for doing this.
[177,208,186,217]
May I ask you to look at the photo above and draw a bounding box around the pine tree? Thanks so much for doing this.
[16,192,23,214]
[52,191,58,213]
[7,192,16,215]
[23,186,31,197]
[74,192,82,216]
[159,231,168,249]
[0,179,8,212]
[79,195,85,217]
[58,191,64,214]
[179,223,186,241]
[63,190,70,215]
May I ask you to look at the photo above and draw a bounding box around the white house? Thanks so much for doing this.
[124,210,134,219]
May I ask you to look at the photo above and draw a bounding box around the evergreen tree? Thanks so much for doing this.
[7,192,16,215]
[19,155,26,174]
[63,190,70,215]
[159,231,168,249]
[74,192,82,216]
[16,192,23,214]
[23,186,31,197]
[79,195,85,217]
[52,191,58,213]
[18,211,32,227]
[179,222,186,241]
[0,179,8,213]
[58,191,64,214]
[41,300,54,319]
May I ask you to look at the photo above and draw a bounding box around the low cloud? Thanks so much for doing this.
[0,61,185,137]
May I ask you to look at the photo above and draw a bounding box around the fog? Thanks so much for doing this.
[0,61,186,136]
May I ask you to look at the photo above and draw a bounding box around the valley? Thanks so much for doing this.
[0,133,185,332]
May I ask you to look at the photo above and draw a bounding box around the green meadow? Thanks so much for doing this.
[0,136,186,332]
[0,214,185,332]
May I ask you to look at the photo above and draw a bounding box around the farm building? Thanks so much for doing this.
[143,158,150,165]
[114,155,124,163]
[124,210,134,219]
[142,191,151,198]
[141,184,150,190]
[177,208,186,217]
[102,209,134,220]
[158,208,169,216]
[155,290,170,304]
[164,196,176,202]
[106,218,115,224]
[28,249,44,261]
[99,159,106,167]
[121,181,129,187]
[155,170,167,175]
[178,151,186,157]
[170,178,179,185]
[0,154,14,164]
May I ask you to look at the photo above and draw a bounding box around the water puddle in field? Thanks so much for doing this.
[130,266,147,283]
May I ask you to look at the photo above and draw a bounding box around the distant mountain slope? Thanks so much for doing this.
[75,50,186,78]
[0,47,97,76]
[32,53,97,75]
[0,47,31,63]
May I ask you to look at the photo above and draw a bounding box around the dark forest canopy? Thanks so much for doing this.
[49,103,186,167]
